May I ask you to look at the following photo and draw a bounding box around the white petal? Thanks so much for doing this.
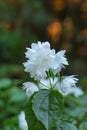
[71,87,84,97]
[23,82,39,97]
[52,50,68,73]
[56,75,78,95]
[18,111,28,130]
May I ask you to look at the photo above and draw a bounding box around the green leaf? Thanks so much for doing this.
[32,90,64,130]
[68,107,87,119]
[9,87,27,103]
[4,116,18,127]
[79,94,87,105]
[79,121,87,130]
[58,121,78,130]
[0,78,12,89]
[25,99,45,130]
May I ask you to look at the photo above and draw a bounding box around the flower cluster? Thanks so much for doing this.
[23,41,68,80]
[23,41,81,97]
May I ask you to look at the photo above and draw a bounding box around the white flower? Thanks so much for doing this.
[23,82,39,97]
[18,111,28,130]
[53,50,68,73]
[39,75,78,97]
[23,75,78,97]
[23,41,55,80]
[56,75,78,95]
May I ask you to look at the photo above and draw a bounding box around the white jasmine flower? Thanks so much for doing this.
[23,82,39,97]
[23,41,55,80]
[23,76,79,98]
[39,75,78,96]
[23,76,78,97]
[18,111,28,130]
[56,75,78,95]
[39,75,78,95]
[53,50,68,73]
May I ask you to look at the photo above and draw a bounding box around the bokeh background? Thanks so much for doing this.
[0,0,87,129]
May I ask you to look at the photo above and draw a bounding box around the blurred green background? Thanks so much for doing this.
[0,0,87,129]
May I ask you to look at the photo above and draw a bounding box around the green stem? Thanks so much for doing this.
[47,71,53,89]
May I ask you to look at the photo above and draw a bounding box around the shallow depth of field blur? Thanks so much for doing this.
[0,0,87,129]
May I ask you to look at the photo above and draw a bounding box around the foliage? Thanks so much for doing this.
[64,93,87,130]
[0,76,27,129]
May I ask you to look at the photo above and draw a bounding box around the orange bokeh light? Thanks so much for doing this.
[4,22,13,30]
[47,21,62,42]
[52,0,66,12]
[78,47,87,56]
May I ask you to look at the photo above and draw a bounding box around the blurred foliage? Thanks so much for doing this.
[0,0,87,129]
[0,78,27,129]
[64,93,87,130]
